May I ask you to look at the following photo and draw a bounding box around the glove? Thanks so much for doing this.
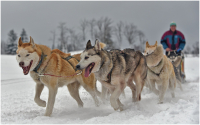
[177,48,182,52]
[176,48,182,56]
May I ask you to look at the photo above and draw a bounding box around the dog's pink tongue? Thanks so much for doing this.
[84,66,90,77]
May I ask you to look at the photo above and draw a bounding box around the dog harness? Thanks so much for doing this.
[148,58,164,76]
[34,52,82,77]
[105,67,113,83]
[33,52,47,73]
[63,56,80,71]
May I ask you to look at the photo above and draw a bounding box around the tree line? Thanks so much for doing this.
[1,17,199,56]
[50,17,147,52]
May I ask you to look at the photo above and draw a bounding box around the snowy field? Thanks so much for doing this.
[1,52,199,124]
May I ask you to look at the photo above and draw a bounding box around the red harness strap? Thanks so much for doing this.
[38,70,82,77]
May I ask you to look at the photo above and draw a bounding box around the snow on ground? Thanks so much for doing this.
[1,53,199,124]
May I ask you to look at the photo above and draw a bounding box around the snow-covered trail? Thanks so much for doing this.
[1,54,199,124]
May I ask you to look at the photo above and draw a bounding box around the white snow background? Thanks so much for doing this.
[1,51,199,124]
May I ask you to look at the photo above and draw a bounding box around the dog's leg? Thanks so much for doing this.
[67,82,83,107]
[45,81,58,116]
[158,79,169,104]
[95,83,101,97]
[117,98,124,106]
[169,75,177,98]
[110,81,125,111]
[79,80,99,107]
[133,75,145,101]
[34,82,46,107]
[168,80,175,98]
[150,80,159,95]
[121,90,126,98]
[178,80,183,91]
[127,80,136,102]
[106,88,110,100]
[101,85,108,102]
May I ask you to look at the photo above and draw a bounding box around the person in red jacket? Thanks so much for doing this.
[161,22,186,52]
[161,22,186,81]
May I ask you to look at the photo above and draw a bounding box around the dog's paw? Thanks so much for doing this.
[35,99,46,107]
[113,106,123,111]
[78,103,84,108]
[132,97,137,102]
[44,112,52,117]
[158,101,163,104]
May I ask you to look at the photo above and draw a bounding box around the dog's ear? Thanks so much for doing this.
[155,41,158,46]
[94,39,101,51]
[18,37,23,46]
[29,36,36,49]
[86,40,92,49]
[146,41,149,47]
[99,42,106,49]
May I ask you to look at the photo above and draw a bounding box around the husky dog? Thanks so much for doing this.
[166,51,183,90]
[76,40,147,111]
[16,37,99,116]
[144,41,176,103]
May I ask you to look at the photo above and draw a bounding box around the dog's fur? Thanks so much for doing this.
[16,37,99,116]
[167,51,183,90]
[144,41,176,103]
[76,40,147,111]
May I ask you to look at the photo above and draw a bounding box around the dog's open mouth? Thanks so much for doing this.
[85,62,95,77]
[22,60,33,75]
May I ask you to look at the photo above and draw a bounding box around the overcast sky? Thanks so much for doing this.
[1,1,199,49]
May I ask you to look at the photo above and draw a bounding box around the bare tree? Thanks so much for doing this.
[95,17,114,49]
[50,30,56,50]
[137,30,146,51]
[103,17,113,41]
[114,21,124,49]
[95,17,104,40]
[80,19,88,41]
[67,28,83,52]
[88,18,96,41]
[58,22,68,52]
[123,23,138,48]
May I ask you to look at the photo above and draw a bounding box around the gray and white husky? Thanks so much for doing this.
[76,40,148,111]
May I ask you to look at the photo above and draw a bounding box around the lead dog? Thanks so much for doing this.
[16,37,99,116]
[76,40,147,111]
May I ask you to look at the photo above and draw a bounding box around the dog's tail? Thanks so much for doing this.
[51,49,71,58]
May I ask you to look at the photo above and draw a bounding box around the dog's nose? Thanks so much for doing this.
[19,62,24,67]
[76,65,80,70]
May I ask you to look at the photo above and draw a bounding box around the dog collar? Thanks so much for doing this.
[33,52,47,73]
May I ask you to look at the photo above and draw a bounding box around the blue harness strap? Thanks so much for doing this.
[63,56,79,71]
[33,52,47,73]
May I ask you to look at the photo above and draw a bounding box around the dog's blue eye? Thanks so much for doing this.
[85,56,89,60]
[18,55,20,57]
[26,54,30,57]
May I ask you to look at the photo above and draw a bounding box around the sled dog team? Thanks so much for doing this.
[16,36,183,116]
